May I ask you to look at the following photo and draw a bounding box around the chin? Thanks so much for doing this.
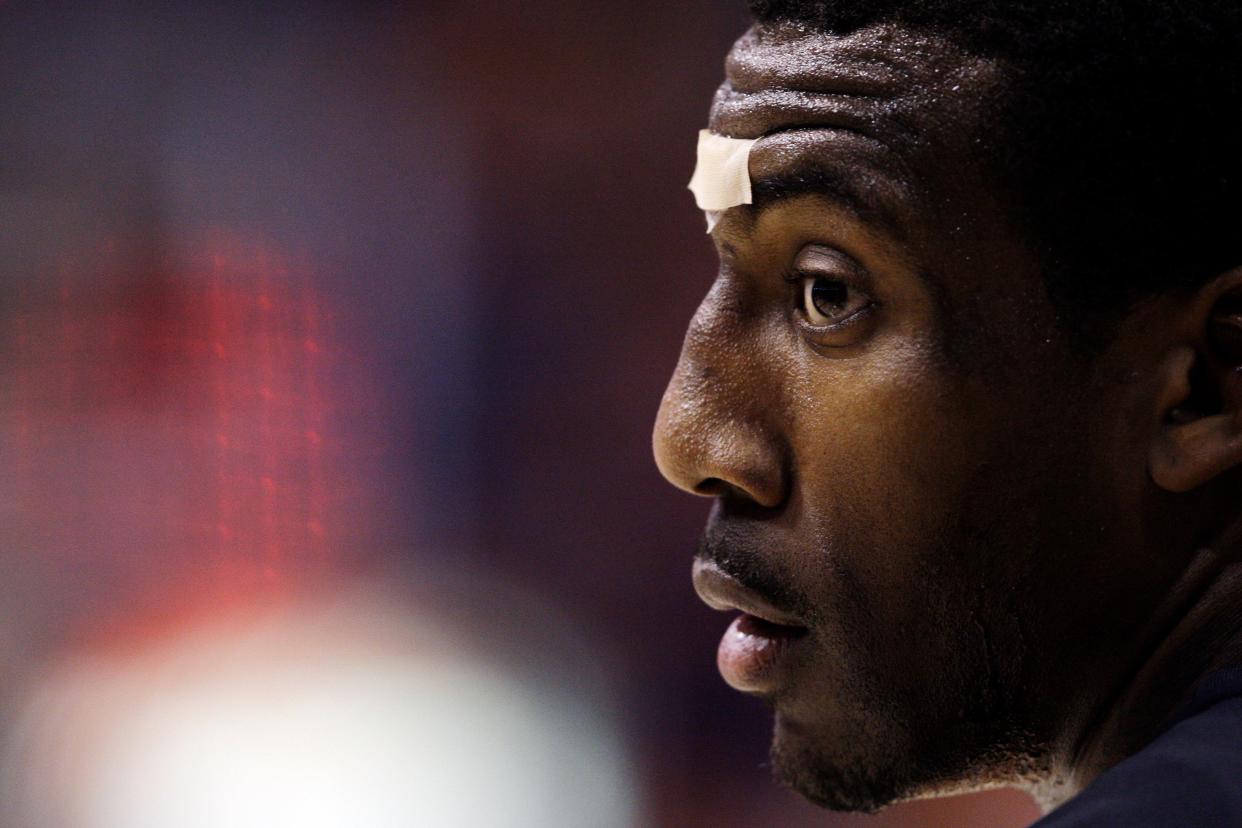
[769,712,915,813]
[769,706,1034,814]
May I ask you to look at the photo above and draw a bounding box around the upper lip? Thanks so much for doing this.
[692,559,807,629]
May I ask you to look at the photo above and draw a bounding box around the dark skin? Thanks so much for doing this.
[653,20,1242,813]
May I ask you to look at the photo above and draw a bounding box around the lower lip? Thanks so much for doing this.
[716,613,806,692]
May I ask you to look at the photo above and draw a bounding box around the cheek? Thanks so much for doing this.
[789,354,981,585]
[784,356,1014,697]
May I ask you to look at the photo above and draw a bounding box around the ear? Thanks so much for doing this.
[1151,272,1242,493]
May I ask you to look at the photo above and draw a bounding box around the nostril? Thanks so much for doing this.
[696,478,777,507]
[694,477,731,497]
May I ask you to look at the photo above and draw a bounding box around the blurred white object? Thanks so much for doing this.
[0,582,638,828]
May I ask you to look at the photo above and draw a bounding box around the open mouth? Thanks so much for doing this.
[735,612,807,640]
[692,559,810,693]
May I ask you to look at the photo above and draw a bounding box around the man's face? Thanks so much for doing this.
[654,21,1182,811]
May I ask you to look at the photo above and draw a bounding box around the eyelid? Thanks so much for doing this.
[792,244,868,279]
[781,266,869,293]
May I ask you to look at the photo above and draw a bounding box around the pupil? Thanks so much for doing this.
[811,279,847,314]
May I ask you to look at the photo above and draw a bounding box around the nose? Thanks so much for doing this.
[652,282,788,509]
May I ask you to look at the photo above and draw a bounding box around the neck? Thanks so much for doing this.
[1033,545,1242,811]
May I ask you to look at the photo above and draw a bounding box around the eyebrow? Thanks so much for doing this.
[748,163,909,241]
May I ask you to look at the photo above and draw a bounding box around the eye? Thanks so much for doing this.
[797,275,872,328]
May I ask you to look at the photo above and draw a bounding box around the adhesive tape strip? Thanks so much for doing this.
[688,129,758,233]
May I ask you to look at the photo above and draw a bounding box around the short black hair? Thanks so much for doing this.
[750,1,1242,346]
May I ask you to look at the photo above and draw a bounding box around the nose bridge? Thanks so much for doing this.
[652,280,787,508]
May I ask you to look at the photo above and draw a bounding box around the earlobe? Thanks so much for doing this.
[1150,281,1242,493]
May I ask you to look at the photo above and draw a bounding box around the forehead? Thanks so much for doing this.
[709,21,1011,235]
[708,20,1019,253]
[710,21,1002,143]
[708,21,1015,253]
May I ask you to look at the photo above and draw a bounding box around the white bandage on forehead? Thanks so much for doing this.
[687,129,759,233]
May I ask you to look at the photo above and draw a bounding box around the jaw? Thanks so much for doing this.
[769,700,1052,813]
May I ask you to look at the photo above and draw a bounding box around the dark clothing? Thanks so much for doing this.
[1035,666,1242,827]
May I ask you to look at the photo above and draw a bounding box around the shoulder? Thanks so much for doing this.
[1036,691,1242,827]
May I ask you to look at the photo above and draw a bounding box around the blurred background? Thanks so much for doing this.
[0,1,1041,825]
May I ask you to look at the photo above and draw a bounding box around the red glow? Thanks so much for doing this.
[3,234,357,624]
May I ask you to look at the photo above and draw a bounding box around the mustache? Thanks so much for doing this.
[694,523,814,623]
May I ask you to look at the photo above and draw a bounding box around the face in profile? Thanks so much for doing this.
[652,19,1214,813]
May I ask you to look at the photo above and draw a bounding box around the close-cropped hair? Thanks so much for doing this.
[750,0,1242,346]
